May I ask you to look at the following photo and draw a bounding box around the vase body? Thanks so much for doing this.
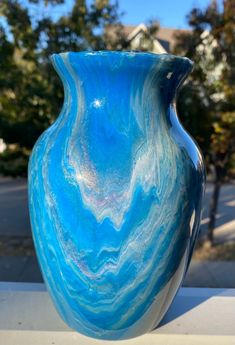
[28,51,205,340]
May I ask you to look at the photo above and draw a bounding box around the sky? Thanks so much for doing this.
[118,0,220,28]
[53,0,223,29]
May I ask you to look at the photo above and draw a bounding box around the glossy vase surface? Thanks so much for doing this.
[28,51,205,340]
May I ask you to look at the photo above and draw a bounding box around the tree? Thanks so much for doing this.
[174,0,235,245]
[208,112,235,243]
[0,0,124,175]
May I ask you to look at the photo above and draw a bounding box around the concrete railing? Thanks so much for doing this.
[0,283,234,345]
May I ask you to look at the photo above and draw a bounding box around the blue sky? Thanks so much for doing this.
[118,0,220,28]
[57,0,223,28]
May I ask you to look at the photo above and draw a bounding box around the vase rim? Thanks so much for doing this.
[50,50,193,67]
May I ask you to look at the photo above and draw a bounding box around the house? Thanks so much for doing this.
[107,23,190,54]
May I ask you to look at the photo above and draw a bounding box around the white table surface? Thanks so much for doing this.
[0,282,235,345]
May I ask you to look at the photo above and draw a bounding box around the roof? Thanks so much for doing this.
[106,24,191,52]
[126,25,190,50]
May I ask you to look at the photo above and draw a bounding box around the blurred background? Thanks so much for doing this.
[0,0,234,287]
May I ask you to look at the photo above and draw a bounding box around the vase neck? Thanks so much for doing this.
[50,51,193,109]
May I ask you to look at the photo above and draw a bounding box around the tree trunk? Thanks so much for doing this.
[207,178,221,246]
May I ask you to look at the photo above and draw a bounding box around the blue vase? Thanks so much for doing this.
[28,51,205,340]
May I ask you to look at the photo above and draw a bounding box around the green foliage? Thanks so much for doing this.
[0,0,124,176]
[174,0,235,244]
[211,112,235,180]
[174,0,235,181]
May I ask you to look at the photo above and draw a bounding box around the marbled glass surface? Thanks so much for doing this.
[28,51,205,340]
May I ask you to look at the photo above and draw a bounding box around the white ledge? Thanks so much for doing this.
[0,282,235,345]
